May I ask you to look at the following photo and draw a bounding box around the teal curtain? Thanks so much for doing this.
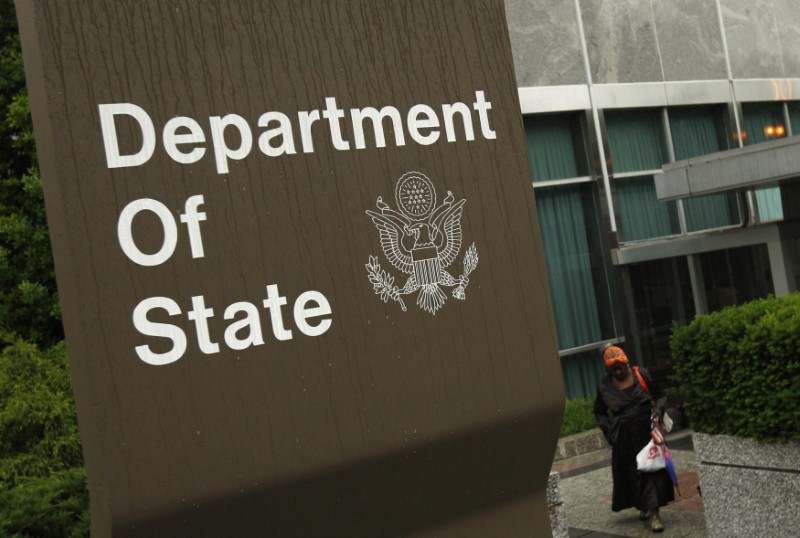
[605,109,678,241]
[605,109,668,172]
[561,350,607,399]
[790,102,800,137]
[669,107,741,232]
[535,185,603,350]
[754,188,783,222]
[742,102,785,221]
[524,115,585,181]
[616,176,680,241]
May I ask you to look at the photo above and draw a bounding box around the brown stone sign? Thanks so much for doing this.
[16,0,564,535]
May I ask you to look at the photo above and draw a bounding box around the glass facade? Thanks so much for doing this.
[605,109,680,242]
[560,350,608,400]
[525,114,588,181]
[525,114,616,348]
[700,245,774,312]
[524,114,616,397]
[523,100,794,398]
[628,257,695,368]
[790,102,800,136]
[669,106,742,233]
[742,102,785,221]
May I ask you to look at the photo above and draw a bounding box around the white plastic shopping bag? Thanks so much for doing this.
[636,440,666,472]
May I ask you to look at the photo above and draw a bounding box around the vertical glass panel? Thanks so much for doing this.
[561,350,607,400]
[683,193,740,231]
[669,106,741,231]
[669,106,727,159]
[742,102,786,144]
[605,108,668,173]
[742,102,785,221]
[753,186,783,222]
[605,109,678,241]
[524,114,587,181]
[628,257,695,368]
[616,176,680,242]
[789,102,800,136]
[699,245,774,312]
[535,184,604,350]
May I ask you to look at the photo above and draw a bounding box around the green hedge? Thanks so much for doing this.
[671,293,800,442]
[560,397,596,437]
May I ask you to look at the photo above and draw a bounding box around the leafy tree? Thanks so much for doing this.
[0,1,88,535]
[0,340,83,483]
[0,0,62,348]
[0,340,89,537]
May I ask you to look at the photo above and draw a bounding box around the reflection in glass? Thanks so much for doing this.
[700,245,773,312]
[629,257,695,368]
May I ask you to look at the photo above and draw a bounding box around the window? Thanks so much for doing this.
[699,245,774,312]
[628,257,695,368]
[669,106,742,232]
[605,109,680,242]
[742,102,785,221]
[525,114,588,181]
[788,102,800,136]
[524,114,615,354]
[560,350,607,399]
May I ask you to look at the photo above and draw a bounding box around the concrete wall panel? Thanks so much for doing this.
[721,0,783,78]
[773,0,800,78]
[580,0,662,83]
[653,0,727,81]
[505,0,587,87]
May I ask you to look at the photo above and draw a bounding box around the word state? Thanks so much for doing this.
[118,194,333,365]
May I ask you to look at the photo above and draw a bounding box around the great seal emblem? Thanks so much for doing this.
[365,171,478,315]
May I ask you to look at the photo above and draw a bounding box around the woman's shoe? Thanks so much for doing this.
[638,510,650,520]
[649,510,664,533]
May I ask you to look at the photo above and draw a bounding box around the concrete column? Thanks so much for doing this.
[687,254,708,316]
[767,239,797,296]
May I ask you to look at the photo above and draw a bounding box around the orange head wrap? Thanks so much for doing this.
[603,346,629,367]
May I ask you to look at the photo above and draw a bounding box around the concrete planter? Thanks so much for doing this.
[547,471,568,538]
[693,432,800,537]
[552,428,607,462]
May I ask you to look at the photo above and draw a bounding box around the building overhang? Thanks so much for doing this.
[655,137,800,201]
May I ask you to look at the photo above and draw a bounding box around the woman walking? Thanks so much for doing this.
[594,346,674,532]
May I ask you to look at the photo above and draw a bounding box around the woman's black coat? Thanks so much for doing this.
[593,366,674,512]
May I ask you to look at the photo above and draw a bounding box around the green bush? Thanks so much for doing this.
[671,293,800,442]
[560,397,597,437]
[0,338,88,536]
[0,467,89,538]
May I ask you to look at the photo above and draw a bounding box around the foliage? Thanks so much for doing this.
[560,397,597,437]
[0,467,89,538]
[0,2,87,535]
[0,0,62,348]
[0,339,88,536]
[0,340,83,482]
[671,293,800,442]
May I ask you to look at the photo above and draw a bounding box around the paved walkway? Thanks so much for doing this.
[552,429,708,537]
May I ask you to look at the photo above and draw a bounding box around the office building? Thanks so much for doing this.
[505,0,800,397]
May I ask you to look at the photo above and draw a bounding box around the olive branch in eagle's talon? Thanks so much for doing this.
[453,243,478,300]
[365,255,407,311]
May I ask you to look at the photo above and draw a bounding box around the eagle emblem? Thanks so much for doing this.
[365,171,478,315]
